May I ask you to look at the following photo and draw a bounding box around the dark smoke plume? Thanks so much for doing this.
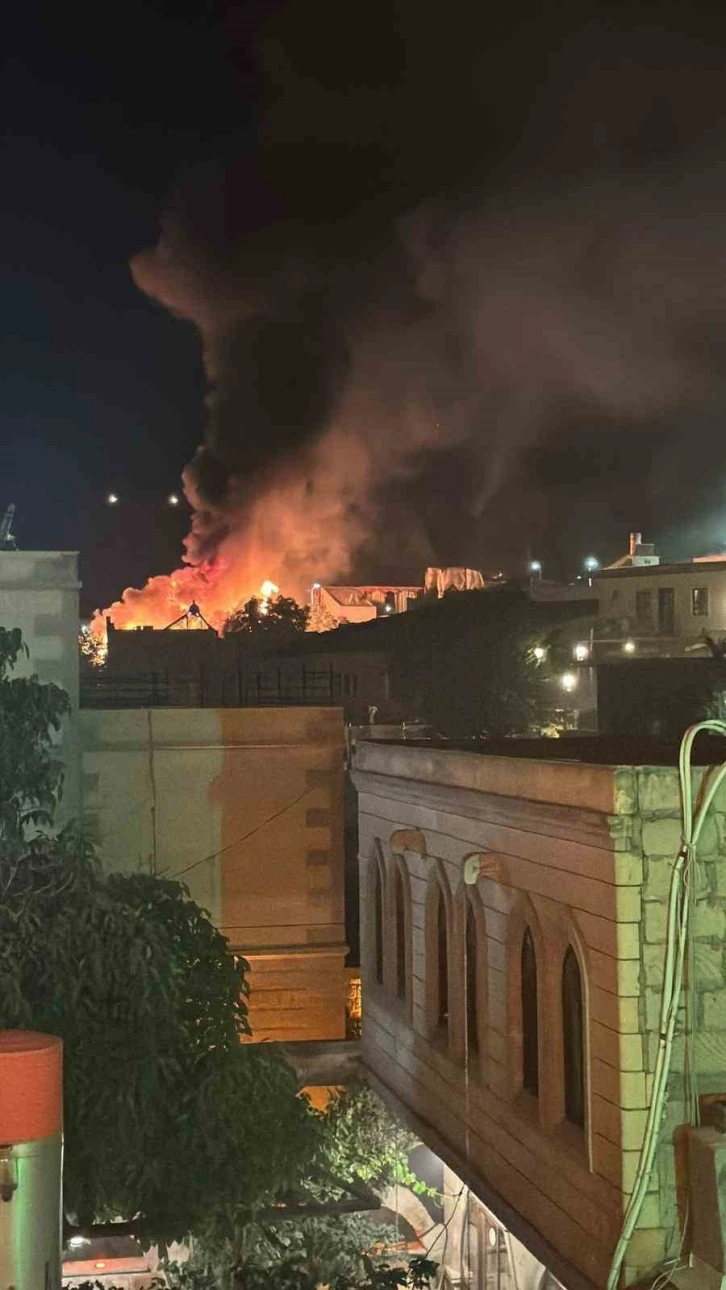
[101,4,726,630]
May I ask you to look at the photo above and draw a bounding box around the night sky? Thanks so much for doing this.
[6,3,726,617]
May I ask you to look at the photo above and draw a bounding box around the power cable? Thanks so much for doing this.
[165,787,313,880]
[606,721,726,1290]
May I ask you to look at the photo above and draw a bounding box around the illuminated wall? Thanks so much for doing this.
[79,705,348,1042]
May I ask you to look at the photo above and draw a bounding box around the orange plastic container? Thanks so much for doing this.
[0,1031,62,1142]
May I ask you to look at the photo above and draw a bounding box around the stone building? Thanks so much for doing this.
[1,549,348,1044]
[352,736,726,1288]
[593,532,726,659]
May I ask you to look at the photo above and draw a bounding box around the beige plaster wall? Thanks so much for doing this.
[80,705,348,1042]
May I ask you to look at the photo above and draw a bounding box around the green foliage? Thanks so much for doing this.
[0,629,319,1246]
[162,1085,439,1288]
[223,595,309,641]
[0,626,70,849]
[316,1085,436,1199]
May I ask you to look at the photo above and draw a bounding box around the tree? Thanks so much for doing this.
[386,587,546,738]
[0,626,70,850]
[161,1085,439,1288]
[223,595,309,641]
[0,628,319,1247]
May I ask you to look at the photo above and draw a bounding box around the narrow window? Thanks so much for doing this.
[562,946,585,1128]
[465,901,479,1055]
[635,589,653,626]
[437,889,449,1030]
[658,587,675,634]
[395,867,407,1000]
[521,927,539,1096]
[373,862,384,985]
[692,587,710,617]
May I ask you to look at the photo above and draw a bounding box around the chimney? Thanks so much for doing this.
[629,531,642,557]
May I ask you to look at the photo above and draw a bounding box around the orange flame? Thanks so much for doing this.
[90,424,374,648]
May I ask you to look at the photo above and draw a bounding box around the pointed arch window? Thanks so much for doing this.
[437,887,449,1031]
[521,927,539,1096]
[395,866,408,1001]
[373,860,384,985]
[562,946,585,1128]
[465,900,479,1056]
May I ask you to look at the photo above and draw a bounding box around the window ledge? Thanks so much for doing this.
[550,1117,588,1164]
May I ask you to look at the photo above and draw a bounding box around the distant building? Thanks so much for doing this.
[593,532,726,658]
[309,567,486,630]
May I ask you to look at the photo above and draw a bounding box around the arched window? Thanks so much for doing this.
[562,946,585,1128]
[465,900,479,1056]
[521,927,539,1096]
[373,861,384,985]
[395,866,407,1000]
[437,888,449,1031]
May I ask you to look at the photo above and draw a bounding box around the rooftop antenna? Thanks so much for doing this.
[164,601,217,633]
[0,504,17,551]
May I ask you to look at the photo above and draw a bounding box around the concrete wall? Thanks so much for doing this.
[80,705,348,1041]
[0,550,80,814]
[596,563,726,651]
[352,740,726,1288]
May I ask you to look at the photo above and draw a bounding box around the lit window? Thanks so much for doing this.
[692,587,710,617]
[521,928,539,1096]
[562,947,585,1129]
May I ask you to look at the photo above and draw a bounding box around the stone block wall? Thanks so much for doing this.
[353,743,726,1289]
[80,705,348,1042]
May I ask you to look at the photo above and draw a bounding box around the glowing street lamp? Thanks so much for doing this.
[623,639,636,654]
[573,642,590,662]
[533,645,546,662]
[168,493,180,506]
[560,672,577,692]
[584,556,599,573]
[106,492,119,505]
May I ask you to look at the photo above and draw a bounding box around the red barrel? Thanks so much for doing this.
[0,1031,62,1142]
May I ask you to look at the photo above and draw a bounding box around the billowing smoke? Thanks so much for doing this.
[96,6,726,632]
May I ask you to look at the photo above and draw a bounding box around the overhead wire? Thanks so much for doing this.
[606,720,726,1290]
[165,787,314,880]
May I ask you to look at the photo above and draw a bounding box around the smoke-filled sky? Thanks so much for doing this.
[7,1,726,615]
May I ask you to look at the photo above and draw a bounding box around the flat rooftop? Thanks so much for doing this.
[358,732,726,767]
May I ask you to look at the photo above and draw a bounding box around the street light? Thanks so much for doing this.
[528,560,542,575]
[584,556,599,573]
[573,642,590,662]
[623,639,636,654]
[533,645,546,662]
[168,493,180,506]
[106,492,119,505]
[560,672,577,692]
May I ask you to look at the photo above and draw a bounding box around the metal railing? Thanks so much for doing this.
[80,668,351,709]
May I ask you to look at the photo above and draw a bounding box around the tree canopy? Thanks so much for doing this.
[0,628,319,1247]
[223,595,309,641]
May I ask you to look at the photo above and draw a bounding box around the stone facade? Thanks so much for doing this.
[352,740,726,1288]
[80,705,348,1041]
